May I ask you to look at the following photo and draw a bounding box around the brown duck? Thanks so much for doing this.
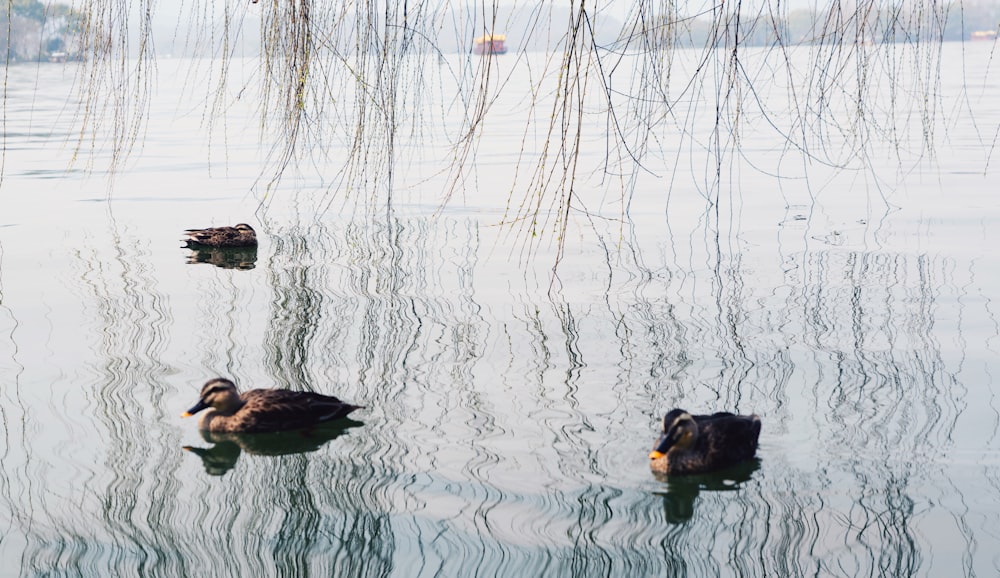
[181,378,362,433]
[182,223,258,248]
[649,409,761,475]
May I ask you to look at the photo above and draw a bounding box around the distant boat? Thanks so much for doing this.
[970,30,997,41]
[472,34,507,55]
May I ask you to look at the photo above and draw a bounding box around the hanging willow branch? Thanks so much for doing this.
[57,0,994,243]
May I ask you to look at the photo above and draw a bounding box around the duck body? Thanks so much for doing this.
[182,223,257,248]
[649,409,761,475]
[182,378,362,433]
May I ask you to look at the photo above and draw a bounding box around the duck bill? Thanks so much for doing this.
[181,399,209,418]
[648,433,674,459]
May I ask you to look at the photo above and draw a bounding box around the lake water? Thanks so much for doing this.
[1,42,999,576]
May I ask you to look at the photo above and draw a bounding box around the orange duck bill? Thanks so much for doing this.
[648,432,674,460]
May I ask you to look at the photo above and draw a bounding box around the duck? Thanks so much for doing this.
[649,409,761,475]
[182,223,257,248]
[181,377,362,433]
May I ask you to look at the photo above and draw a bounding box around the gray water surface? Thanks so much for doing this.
[1,44,998,577]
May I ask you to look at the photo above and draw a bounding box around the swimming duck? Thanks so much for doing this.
[649,409,761,475]
[182,223,258,248]
[181,377,362,433]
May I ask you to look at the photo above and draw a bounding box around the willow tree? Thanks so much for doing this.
[66,1,996,254]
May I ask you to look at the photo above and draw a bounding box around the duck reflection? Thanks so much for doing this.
[653,458,761,524]
[184,246,258,270]
[183,419,363,475]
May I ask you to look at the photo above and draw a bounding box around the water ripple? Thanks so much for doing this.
[0,197,997,575]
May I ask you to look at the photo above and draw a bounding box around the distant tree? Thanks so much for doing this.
[5,0,45,22]
[2,0,81,60]
[47,36,64,53]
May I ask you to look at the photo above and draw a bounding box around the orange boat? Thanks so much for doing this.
[472,34,507,55]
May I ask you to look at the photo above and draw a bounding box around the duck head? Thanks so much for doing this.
[649,409,699,460]
[181,378,244,418]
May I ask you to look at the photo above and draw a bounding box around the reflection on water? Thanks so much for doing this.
[0,46,998,577]
[184,246,258,270]
[653,459,761,524]
[184,419,364,475]
[1,209,994,575]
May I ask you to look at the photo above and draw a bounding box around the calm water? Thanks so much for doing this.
[1,43,999,577]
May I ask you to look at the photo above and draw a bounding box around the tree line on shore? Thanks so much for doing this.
[3,0,81,62]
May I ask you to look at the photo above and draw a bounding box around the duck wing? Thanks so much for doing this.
[699,414,761,464]
[183,226,237,246]
[239,389,362,433]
